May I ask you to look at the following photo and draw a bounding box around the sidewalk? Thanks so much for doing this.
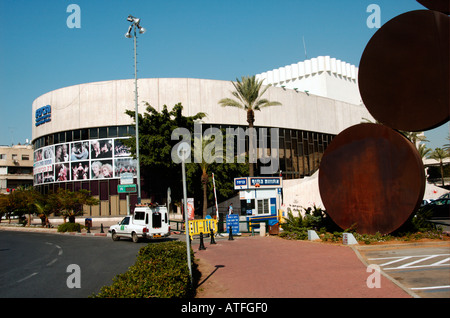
[193,235,412,298]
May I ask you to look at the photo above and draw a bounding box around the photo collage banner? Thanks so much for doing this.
[33,137,137,185]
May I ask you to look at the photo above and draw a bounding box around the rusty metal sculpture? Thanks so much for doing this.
[416,0,450,14]
[358,10,449,132]
[318,1,449,234]
[319,124,425,235]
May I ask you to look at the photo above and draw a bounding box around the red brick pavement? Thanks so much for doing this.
[194,236,411,298]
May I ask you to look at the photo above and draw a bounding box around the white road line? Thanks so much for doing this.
[430,257,450,266]
[17,272,38,283]
[395,255,441,269]
[411,285,450,291]
[55,245,63,256]
[379,256,413,267]
[47,258,58,266]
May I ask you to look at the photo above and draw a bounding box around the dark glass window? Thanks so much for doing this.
[89,128,98,139]
[65,131,72,142]
[73,130,80,141]
[99,127,107,139]
[81,129,89,140]
[118,126,128,137]
[108,126,118,138]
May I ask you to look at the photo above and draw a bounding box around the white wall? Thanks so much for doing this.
[32,77,372,142]
[255,56,362,105]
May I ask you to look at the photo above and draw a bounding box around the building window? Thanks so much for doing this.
[257,198,269,215]
[89,128,98,139]
[108,126,118,138]
[99,127,107,139]
[118,126,128,137]
[0,154,6,160]
[22,155,30,161]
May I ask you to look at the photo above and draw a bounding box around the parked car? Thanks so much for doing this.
[418,197,450,219]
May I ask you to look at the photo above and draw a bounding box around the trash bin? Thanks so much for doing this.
[85,218,92,228]
[268,219,279,235]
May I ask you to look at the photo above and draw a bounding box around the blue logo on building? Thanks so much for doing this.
[35,105,51,127]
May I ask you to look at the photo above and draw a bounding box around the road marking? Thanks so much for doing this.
[17,272,38,283]
[47,258,58,266]
[55,245,63,256]
[369,254,450,270]
[411,285,450,291]
[379,256,413,267]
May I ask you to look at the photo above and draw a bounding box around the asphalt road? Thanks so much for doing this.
[357,243,450,298]
[0,231,154,298]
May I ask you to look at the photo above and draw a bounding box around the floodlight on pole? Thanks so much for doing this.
[125,15,146,204]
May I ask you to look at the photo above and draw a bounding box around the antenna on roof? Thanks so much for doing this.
[302,36,308,60]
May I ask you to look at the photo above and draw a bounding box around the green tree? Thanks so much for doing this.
[417,143,431,159]
[8,186,42,226]
[54,188,99,223]
[0,193,13,223]
[124,102,206,204]
[428,148,449,187]
[218,75,281,176]
[444,134,450,156]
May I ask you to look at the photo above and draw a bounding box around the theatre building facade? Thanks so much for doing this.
[31,56,372,217]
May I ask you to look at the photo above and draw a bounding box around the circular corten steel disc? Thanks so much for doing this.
[416,0,450,15]
[358,10,449,132]
[318,124,425,235]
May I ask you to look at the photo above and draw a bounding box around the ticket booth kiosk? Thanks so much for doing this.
[234,177,283,233]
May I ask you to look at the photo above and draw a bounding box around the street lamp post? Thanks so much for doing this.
[125,15,146,204]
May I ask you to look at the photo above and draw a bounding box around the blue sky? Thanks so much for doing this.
[0,0,448,149]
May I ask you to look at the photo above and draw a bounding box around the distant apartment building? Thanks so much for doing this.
[0,144,34,193]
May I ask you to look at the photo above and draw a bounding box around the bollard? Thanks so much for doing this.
[100,223,104,233]
[228,226,234,241]
[199,232,207,250]
[210,228,216,244]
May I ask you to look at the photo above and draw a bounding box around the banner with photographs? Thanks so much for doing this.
[33,137,137,185]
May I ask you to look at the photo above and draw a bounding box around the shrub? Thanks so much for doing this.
[57,222,82,232]
[93,241,195,298]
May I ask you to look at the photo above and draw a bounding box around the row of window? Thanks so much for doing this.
[33,124,334,182]
[0,154,30,161]
[33,125,135,150]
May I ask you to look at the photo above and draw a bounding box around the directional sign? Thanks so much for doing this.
[226,214,240,234]
[118,184,137,193]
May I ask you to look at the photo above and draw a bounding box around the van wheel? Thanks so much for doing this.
[112,231,120,241]
[132,232,139,243]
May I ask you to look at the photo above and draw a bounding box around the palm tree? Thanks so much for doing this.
[218,75,281,176]
[444,134,450,156]
[417,143,431,159]
[194,133,220,219]
[428,148,449,187]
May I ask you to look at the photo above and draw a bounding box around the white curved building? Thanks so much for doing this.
[31,57,372,217]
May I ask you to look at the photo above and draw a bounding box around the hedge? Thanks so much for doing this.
[57,222,82,232]
[92,241,196,298]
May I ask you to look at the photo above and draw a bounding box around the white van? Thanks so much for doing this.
[109,204,170,242]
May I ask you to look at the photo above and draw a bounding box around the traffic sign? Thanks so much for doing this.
[118,184,137,193]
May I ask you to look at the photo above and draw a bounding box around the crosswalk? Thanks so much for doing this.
[367,253,450,295]
[368,254,450,270]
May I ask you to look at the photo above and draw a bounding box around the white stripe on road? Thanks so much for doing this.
[411,285,450,290]
[17,272,38,283]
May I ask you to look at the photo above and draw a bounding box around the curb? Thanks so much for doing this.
[0,226,108,237]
